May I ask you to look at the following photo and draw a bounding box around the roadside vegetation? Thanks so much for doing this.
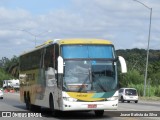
[117,49,160,97]
[0,56,19,87]
[0,48,160,98]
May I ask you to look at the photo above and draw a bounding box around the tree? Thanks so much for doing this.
[1,56,19,78]
[117,49,160,86]
[0,68,14,87]
[0,55,19,79]
[0,57,10,68]
[119,69,144,87]
[6,56,19,78]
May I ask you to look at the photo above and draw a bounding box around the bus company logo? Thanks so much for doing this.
[76,94,87,97]
[2,112,11,117]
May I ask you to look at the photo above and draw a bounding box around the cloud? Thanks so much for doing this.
[0,0,160,58]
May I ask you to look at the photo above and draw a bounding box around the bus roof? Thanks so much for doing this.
[20,38,113,56]
[55,38,112,45]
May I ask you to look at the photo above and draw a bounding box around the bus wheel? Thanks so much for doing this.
[49,95,58,117]
[25,94,33,111]
[25,95,30,110]
[94,110,104,117]
[25,95,41,111]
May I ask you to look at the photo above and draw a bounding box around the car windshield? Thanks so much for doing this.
[63,60,117,92]
[125,89,137,95]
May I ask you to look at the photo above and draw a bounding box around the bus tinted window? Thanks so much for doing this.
[62,45,114,59]
[20,49,41,71]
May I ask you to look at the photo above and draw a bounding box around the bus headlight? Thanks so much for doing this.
[107,96,118,101]
[63,97,77,102]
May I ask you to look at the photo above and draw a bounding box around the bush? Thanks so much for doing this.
[128,84,160,97]
[128,84,144,96]
[119,69,144,87]
[155,86,160,97]
[0,68,14,87]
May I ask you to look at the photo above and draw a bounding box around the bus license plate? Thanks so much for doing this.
[88,104,97,108]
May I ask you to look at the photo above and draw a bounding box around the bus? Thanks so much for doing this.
[19,38,127,116]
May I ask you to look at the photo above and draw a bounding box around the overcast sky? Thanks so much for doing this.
[0,0,159,58]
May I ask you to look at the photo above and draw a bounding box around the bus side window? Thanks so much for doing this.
[44,45,54,70]
[55,44,59,70]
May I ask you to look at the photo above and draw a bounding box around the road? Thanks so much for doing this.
[0,93,159,120]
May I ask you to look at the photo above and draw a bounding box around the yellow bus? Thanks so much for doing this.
[19,38,127,116]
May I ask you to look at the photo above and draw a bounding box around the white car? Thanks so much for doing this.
[0,90,3,99]
[119,88,138,103]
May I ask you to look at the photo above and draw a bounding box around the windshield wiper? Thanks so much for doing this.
[78,69,90,92]
[92,71,107,92]
[95,76,107,92]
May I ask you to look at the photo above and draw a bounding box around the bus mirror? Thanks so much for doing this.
[58,56,64,74]
[118,56,127,73]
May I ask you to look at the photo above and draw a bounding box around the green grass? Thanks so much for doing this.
[139,96,160,101]
[128,84,160,97]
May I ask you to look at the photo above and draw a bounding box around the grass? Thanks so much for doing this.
[139,96,160,101]
[128,84,160,97]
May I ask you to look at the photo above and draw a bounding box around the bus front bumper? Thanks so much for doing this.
[62,100,118,111]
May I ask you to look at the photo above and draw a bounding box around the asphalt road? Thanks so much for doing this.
[0,93,160,120]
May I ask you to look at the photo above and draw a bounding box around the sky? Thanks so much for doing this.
[0,0,159,58]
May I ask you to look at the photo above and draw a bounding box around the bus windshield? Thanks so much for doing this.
[63,60,117,92]
[62,45,115,59]
[62,45,117,92]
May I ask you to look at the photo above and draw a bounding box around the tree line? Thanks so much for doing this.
[0,48,160,96]
[0,56,19,87]
[117,48,160,97]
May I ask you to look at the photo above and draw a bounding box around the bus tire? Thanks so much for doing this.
[25,93,33,111]
[25,94,40,111]
[24,92,27,103]
[25,94,30,110]
[94,110,104,117]
[49,94,58,117]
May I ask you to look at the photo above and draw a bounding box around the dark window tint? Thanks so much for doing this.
[125,89,137,95]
